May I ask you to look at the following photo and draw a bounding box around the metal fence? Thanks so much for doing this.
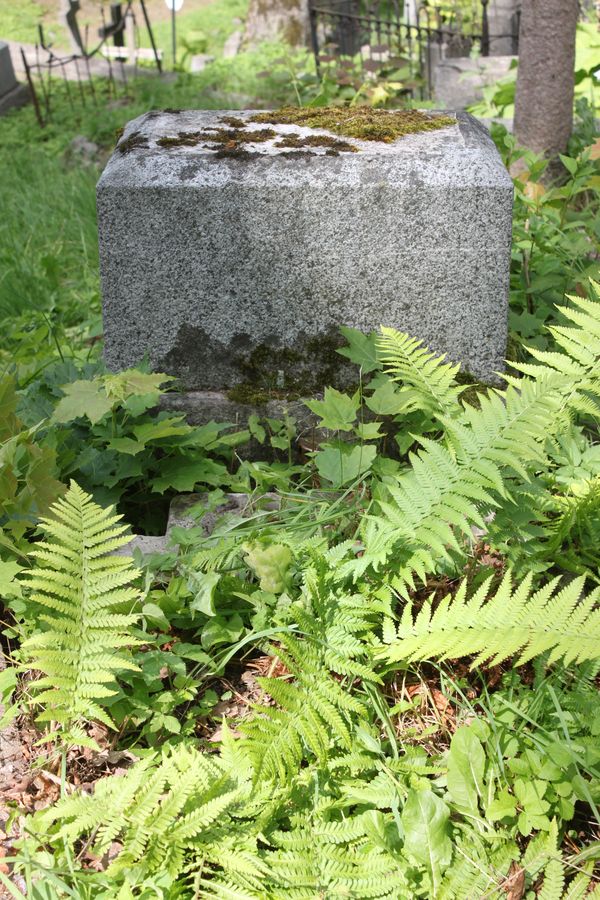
[20,0,161,128]
[308,0,493,100]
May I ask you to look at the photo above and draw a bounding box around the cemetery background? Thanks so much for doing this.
[0,1,600,897]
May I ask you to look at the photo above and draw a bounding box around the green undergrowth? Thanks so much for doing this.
[0,57,600,900]
[4,287,600,895]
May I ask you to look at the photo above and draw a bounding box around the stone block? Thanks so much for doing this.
[0,42,29,116]
[434,56,517,110]
[0,42,17,95]
[97,109,512,388]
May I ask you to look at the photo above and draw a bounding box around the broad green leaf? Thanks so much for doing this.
[201,613,244,650]
[107,437,146,456]
[401,789,452,893]
[559,154,578,176]
[0,560,23,599]
[52,380,113,425]
[447,725,486,813]
[141,602,171,631]
[337,326,380,373]
[487,789,517,822]
[355,421,383,440]
[365,380,409,415]
[104,370,172,401]
[151,458,229,493]
[133,418,191,444]
[305,387,360,431]
[244,543,292,593]
[315,443,377,487]
[189,571,221,617]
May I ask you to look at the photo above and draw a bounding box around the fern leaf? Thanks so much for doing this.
[20,481,141,740]
[384,571,600,667]
[377,327,463,419]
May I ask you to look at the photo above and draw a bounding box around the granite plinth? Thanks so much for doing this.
[97,109,512,388]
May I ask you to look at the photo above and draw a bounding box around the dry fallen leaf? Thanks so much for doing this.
[503,863,525,900]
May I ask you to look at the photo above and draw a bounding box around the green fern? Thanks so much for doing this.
[20,481,141,741]
[343,372,566,589]
[377,327,463,420]
[510,281,600,418]
[41,742,257,884]
[241,633,367,784]
[384,570,600,667]
[344,288,600,591]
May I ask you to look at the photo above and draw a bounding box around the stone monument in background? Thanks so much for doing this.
[0,43,29,117]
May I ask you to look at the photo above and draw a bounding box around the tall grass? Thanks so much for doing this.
[0,149,99,323]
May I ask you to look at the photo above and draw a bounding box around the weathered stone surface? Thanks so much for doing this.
[0,42,29,116]
[0,42,18,95]
[98,109,512,387]
[434,56,516,110]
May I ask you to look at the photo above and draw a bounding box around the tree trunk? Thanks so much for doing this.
[243,0,311,48]
[513,0,579,159]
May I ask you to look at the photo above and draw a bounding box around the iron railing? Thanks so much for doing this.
[308,0,492,100]
[20,0,161,128]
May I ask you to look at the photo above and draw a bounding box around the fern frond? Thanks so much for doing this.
[42,745,249,881]
[20,482,142,739]
[344,372,565,589]
[377,326,463,420]
[384,571,600,667]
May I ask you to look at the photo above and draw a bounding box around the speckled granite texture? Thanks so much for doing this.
[97,109,513,387]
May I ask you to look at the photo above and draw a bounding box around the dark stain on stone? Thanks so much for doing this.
[158,324,354,395]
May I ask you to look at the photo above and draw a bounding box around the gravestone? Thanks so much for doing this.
[0,43,29,116]
[433,56,516,110]
[97,109,512,398]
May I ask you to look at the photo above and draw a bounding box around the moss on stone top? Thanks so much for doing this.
[250,107,455,143]
[116,130,150,154]
[157,127,276,150]
[274,133,358,154]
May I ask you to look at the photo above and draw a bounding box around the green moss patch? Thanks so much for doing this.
[250,107,455,143]
[116,130,150,154]
[157,127,276,152]
[274,133,358,155]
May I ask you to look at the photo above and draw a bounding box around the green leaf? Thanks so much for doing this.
[314,443,377,487]
[52,380,114,425]
[337,326,380,373]
[365,380,409,415]
[189,571,221,617]
[487,789,517,822]
[141,602,171,631]
[243,543,292,594]
[0,560,23,599]
[151,458,229,493]
[559,154,578,175]
[107,437,146,456]
[103,370,172,401]
[355,421,383,440]
[447,725,486,814]
[132,418,191,444]
[305,387,360,431]
[201,613,244,650]
[401,789,452,893]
